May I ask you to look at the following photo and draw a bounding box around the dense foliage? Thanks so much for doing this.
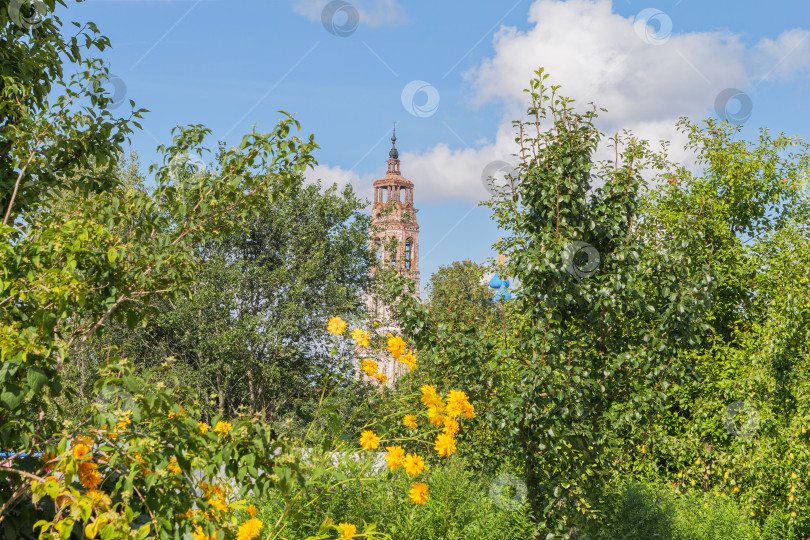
[68,155,374,423]
[394,69,810,538]
[2,2,808,538]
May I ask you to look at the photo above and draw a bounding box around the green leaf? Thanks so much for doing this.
[26,367,48,392]
[1,384,24,410]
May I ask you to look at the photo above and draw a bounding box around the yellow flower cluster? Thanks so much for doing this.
[167,457,181,475]
[386,334,407,357]
[402,453,426,476]
[213,421,232,436]
[70,436,104,490]
[384,445,405,470]
[386,334,418,372]
[106,411,132,439]
[72,437,92,461]
[78,461,102,490]
[361,359,378,376]
[208,496,228,514]
[420,385,475,458]
[192,526,215,540]
[360,358,389,383]
[326,318,474,509]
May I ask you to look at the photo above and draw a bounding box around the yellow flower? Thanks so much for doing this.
[443,417,459,436]
[386,335,407,358]
[435,432,456,457]
[337,522,357,539]
[420,385,442,407]
[359,430,381,450]
[446,390,469,418]
[78,461,102,490]
[403,453,426,476]
[374,372,389,384]
[427,405,446,427]
[398,351,417,371]
[447,401,464,418]
[167,457,181,475]
[361,359,379,376]
[403,414,418,430]
[462,401,475,419]
[208,496,228,514]
[385,446,406,470]
[247,504,257,518]
[72,441,91,461]
[198,421,210,434]
[350,328,370,347]
[409,482,428,504]
[327,316,347,336]
[213,421,232,435]
[236,518,263,540]
[192,526,215,540]
[86,489,111,509]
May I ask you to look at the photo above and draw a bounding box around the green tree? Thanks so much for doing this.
[425,260,494,328]
[73,166,375,423]
[0,1,320,536]
[395,69,716,536]
[637,119,810,537]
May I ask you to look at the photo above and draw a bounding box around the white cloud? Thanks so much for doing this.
[317,0,809,204]
[399,121,521,204]
[750,29,810,82]
[303,164,375,204]
[293,0,407,29]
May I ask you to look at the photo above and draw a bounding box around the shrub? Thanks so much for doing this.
[584,479,765,540]
[253,456,538,540]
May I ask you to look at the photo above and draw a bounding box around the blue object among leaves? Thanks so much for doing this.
[489,272,512,301]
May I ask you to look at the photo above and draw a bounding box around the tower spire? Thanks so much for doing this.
[389,123,398,160]
[387,123,400,174]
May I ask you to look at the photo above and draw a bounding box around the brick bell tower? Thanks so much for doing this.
[363,127,420,384]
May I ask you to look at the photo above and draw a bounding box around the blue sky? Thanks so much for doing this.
[62,0,810,287]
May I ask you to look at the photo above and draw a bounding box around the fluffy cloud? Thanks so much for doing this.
[750,29,810,82]
[292,0,407,29]
[403,0,810,204]
[303,164,375,204]
[313,0,808,204]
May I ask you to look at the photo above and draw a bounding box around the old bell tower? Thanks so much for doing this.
[363,128,420,383]
[370,127,420,302]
